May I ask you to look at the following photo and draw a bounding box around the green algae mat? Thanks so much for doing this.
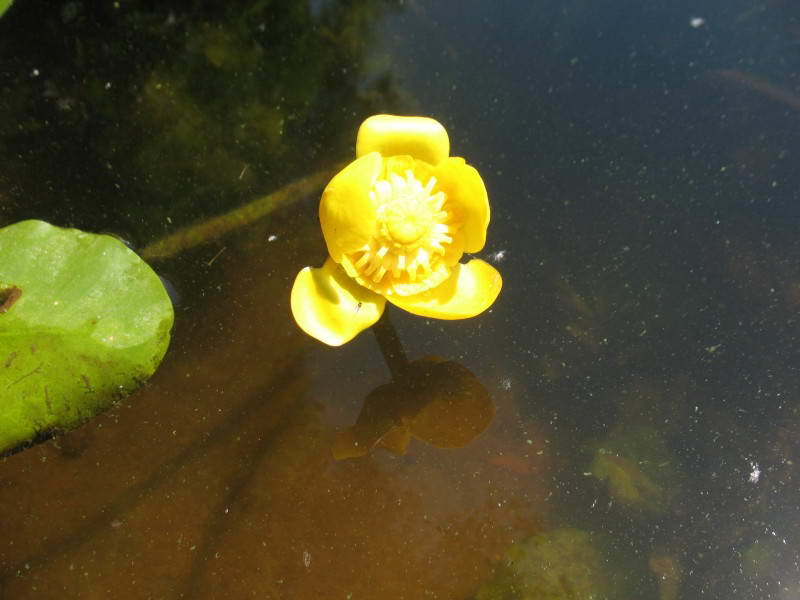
[0,220,173,454]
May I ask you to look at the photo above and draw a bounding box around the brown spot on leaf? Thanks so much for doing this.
[0,285,21,314]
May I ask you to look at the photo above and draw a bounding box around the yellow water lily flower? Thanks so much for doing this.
[291,114,502,346]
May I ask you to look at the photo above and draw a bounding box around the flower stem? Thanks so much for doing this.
[372,311,409,380]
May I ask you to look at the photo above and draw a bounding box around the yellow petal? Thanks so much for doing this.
[387,259,502,319]
[319,152,381,262]
[434,157,490,253]
[356,115,450,166]
[291,257,385,346]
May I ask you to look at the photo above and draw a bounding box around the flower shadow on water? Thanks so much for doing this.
[333,356,495,460]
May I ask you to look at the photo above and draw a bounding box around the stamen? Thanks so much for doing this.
[355,252,371,269]
[363,259,379,276]
[417,248,431,273]
[407,260,417,282]
[373,265,387,282]
[374,180,391,200]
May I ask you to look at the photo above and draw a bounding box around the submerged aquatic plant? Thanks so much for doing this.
[291,114,502,345]
[475,528,621,600]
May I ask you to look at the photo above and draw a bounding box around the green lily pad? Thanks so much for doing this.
[0,0,12,20]
[0,220,174,453]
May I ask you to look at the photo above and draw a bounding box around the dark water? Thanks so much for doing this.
[2,1,800,598]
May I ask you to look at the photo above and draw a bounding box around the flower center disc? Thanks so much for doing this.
[342,167,461,297]
[385,205,427,246]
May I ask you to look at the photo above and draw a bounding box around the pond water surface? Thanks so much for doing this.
[1,1,800,598]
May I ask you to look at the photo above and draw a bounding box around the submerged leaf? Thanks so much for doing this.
[0,220,174,453]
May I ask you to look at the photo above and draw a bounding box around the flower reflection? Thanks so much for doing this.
[332,357,494,460]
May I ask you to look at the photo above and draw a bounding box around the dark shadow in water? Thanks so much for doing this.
[178,364,309,598]
[333,354,495,459]
[0,361,305,590]
[332,313,495,459]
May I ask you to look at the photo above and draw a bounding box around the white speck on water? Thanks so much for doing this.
[490,249,507,263]
[690,16,705,28]
[268,234,278,242]
[748,460,761,483]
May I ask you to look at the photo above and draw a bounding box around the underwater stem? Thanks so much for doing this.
[372,311,409,380]
[140,166,340,262]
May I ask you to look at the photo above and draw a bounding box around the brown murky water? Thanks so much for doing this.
[0,210,552,598]
[3,1,800,598]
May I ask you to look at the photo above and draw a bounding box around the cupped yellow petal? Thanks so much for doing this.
[356,115,450,166]
[386,258,502,320]
[433,157,490,253]
[319,152,382,262]
[291,257,386,346]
